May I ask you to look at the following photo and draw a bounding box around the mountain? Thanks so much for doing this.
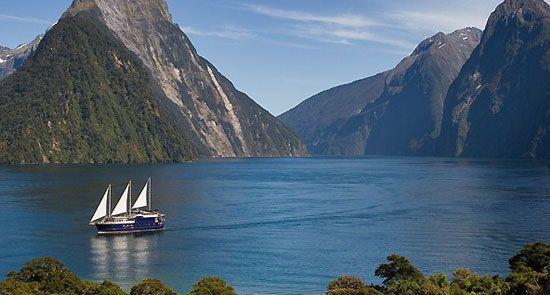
[0,35,42,79]
[365,28,483,155]
[437,0,550,159]
[280,28,482,155]
[278,72,388,154]
[0,0,306,164]
[68,0,306,158]
[0,10,198,164]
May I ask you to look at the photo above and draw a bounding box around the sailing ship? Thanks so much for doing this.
[89,179,165,234]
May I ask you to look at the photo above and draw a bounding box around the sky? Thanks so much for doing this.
[0,0,505,115]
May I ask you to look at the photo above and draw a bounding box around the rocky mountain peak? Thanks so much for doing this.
[412,32,446,54]
[485,0,549,39]
[447,27,483,41]
[388,28,481,91]
[495,0,549,14]
[67,0,172,22]
[412,28,482,56]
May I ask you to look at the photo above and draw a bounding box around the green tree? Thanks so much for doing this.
[7,257,84,294]
[1,257,129,295]
[450,268,509,294]
[186,276,236,295]
[375,254,424,286]
[326,276,382,295]
[0,279,40,295]
[507,242,550,295]
[82,280,127,295]
[130,279,177,295]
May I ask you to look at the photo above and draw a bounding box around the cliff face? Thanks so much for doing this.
[66,0,307,158]
[0,35,42,80]
[280,29,481,155]
[437,0,550,158]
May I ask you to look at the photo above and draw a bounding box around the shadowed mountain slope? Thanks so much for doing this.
[437,0,550,159]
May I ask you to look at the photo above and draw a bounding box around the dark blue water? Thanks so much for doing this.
[0,157,549,294]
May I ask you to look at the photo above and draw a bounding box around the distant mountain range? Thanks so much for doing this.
[0,35,42,79]
[280,0,549,159]
[0,0,306,164]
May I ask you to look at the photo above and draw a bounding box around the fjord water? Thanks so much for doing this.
[0,158,548,294]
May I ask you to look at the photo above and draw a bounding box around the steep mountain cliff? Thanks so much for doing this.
[280,28,481,155]
[0,0,306,163]
[0,35,42,79]
[65,0,306,158]
[438,0,550,158]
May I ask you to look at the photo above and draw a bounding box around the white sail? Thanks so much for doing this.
[90,187,109,223]
[132,181,148,209]
[112,183,130,216]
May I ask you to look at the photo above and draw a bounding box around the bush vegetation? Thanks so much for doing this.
[0,242,547,294]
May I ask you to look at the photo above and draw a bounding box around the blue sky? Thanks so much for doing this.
[0,0,504,115]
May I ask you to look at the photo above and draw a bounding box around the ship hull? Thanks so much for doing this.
[95,214,165,235]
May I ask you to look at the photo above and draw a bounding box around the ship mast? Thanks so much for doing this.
[148,178,152,211]
[108,184,112,218]
[128,181,132,217]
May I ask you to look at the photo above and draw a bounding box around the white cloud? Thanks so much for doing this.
[240,3,380,27]
[183,1,509,51]
[182,25,255,40]
[236,3,417,50]
[0,14,52,25]
[386,10,490,32]
[290,24,416,49]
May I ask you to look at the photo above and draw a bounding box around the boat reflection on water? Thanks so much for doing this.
[90,232,161,286]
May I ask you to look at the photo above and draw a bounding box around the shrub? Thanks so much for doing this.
[131,278,177,295]
[326,276,382,295]
[83,280,127,295]
[186,276,237,295]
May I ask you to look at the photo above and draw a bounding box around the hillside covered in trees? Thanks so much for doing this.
[0,242,547,294]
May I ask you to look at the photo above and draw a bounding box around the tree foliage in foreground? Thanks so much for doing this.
[186,276,237,295]
[130,279,177,295]
[327,242,549,295]
[0,242,547,294]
